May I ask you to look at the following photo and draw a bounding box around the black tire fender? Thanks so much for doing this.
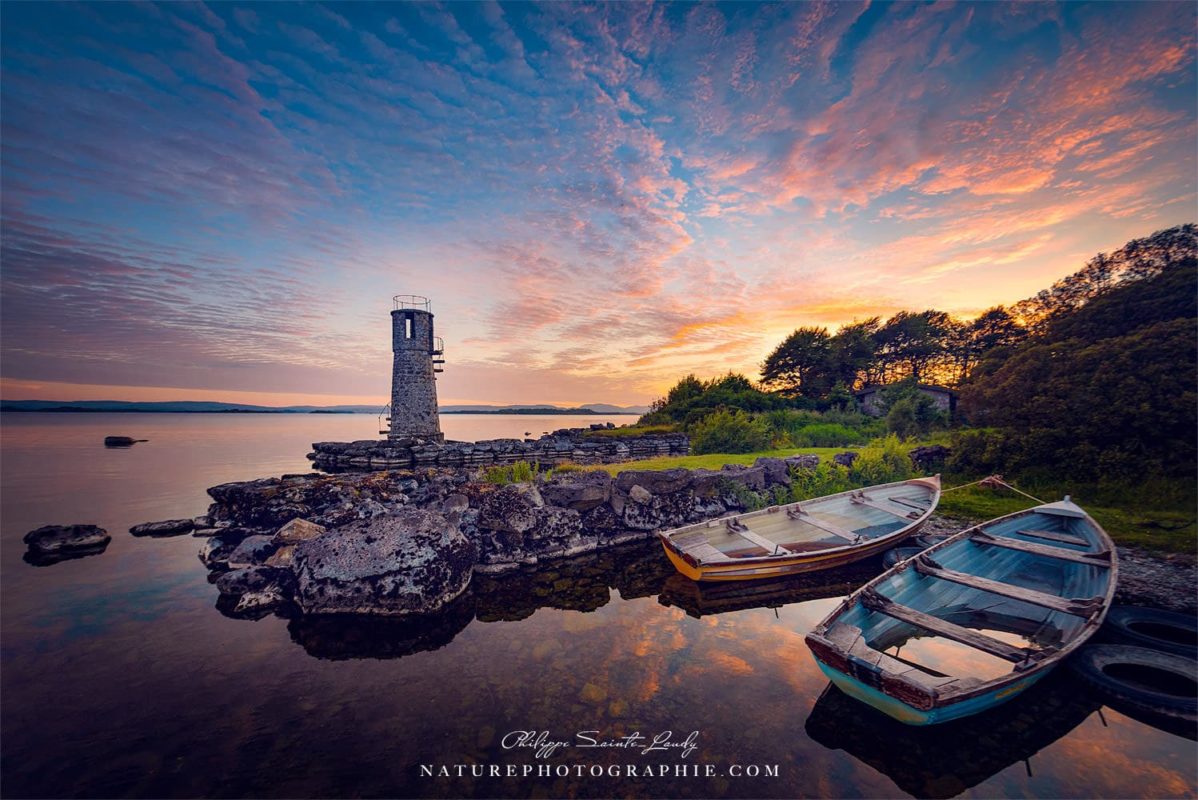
[1103,606,1198,657]
[1068,644,1197,720]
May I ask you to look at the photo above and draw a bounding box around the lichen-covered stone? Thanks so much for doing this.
[615,468,692,495]
[784,454,820,471]
[754,457,792,487]
[718,464,767,491]
[24,524,110,555]
[129,518,195,537]
[478,483,544,534]
[292,508,475,616]
[226,535,279,569]
[539,471,611,511]
[273,518,326,545]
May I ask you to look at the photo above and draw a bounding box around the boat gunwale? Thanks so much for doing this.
[806,500,1119,711]
[657,475,942,569]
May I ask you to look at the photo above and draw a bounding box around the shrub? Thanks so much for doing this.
[689,409,773,454]
[790,463,853,501]
[792,422,860,447]
[483,460,538,485]
[717,477,767,511]
[850,435,915,484]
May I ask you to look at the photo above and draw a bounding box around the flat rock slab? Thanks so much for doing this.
[130,518,195,537]
[293,507,476,616]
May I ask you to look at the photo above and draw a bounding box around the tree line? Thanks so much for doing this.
[759,223,1196,401]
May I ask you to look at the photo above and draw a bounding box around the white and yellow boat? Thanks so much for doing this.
[658,476,941,582]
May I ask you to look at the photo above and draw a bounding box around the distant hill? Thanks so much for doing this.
[0,400,648,415]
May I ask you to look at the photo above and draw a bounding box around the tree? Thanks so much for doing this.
[761,327,832,395]
[875,310,953,383]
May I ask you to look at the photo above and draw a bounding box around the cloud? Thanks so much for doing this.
[1,1,1193,405]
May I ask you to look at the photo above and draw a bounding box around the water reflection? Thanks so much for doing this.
[218,542,678,660]
[805,672,1101,798]
[657,562,881,619]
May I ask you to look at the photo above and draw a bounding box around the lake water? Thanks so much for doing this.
[2,413,1195,798]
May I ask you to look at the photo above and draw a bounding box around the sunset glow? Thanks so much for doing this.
[2,2,1194,406]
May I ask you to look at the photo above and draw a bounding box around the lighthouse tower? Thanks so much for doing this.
[388,295,445,443]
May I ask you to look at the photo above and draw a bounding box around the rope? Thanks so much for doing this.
[941,475,1046,505]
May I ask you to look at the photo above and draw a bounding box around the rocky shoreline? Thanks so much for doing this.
[100,453,1195,622]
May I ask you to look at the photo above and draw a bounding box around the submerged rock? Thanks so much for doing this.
[292,508,475,616]
[104,436,146,447]
[130,518,195,537]
[23,524,110,560]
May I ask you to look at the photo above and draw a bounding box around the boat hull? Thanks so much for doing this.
[814,660,1049,726]
[659,521,926,582]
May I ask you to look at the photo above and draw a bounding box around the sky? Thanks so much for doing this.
[1,1,1195,407]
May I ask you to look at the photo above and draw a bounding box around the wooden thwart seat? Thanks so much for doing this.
[860,589,1035,664]
[725,519,785,555]
[852,495,921,519]
[971,531,1112,567]
[913,555,1105,617]
[786,507,860,542]
[887,496,930,512]
[1014,528,1090,547]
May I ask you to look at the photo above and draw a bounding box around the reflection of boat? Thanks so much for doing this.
[805,672,1101,799]
[659,477,940,581]
[807,497,1117,724]
[657,562,881,619]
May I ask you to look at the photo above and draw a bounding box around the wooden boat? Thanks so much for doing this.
[658,476,940,582]
[805,496,1117,725]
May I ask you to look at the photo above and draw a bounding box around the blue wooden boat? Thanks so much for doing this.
[805,497,1117,725]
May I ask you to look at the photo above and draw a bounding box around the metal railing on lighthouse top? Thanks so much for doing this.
[393,295,431,311]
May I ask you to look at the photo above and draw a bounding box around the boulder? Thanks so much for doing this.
[719,464,767,491]
[264,544,296,567]
[199,536,238,570]
[909,445,951,470]
[689,469,724,498]
[478,483,544,534]
[539,471,612,511]
[628,485,653,505]
[273,518,326,545]
[216,566,283,596]
[754,457,792,487]
[23,524,110,555]
[833,451,859,467]
[292,508,475,616]
[614,468,692,495]
[226,535,278,569]
[784,454,820,471]
[130,518,195,537]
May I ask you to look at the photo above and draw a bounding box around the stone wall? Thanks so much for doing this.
[309,427,691,472]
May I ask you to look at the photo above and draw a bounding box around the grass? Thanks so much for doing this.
[600,443,1196,555]
[597,447,852,475]
[582,424,678,438]
[939,483,1196,554]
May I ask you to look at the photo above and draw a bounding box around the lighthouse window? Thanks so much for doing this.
[405,317,413,339]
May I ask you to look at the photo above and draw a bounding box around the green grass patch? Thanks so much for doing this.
[598,447,853,474]
[582,424,678,438]
[938,484,1196,553]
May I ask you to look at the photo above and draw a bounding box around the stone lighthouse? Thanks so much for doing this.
[388,295,445,443]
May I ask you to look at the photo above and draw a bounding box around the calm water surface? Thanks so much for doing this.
[2,413,1195,798]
